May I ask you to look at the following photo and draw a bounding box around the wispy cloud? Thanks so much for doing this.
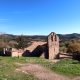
[0,19,8,22]
[0,19,8,21]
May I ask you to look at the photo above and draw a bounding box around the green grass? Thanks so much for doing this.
[0,57,80,79]
[24,57,80,77]
[0,57,38,80]
[50,59,80,77]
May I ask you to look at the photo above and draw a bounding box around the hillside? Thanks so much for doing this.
[58,33,80,41]
[0,33,80,42]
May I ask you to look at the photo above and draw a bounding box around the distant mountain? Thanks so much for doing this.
[0,34,47,42]
[58,33,80,41]
[0,33,80,42]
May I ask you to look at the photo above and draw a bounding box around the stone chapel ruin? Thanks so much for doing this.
[1,32,59,60]
[48,32,59,59]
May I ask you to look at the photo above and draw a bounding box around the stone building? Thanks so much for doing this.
[0,32,59,59]
[48,32,59,59]
[22,32,59,60]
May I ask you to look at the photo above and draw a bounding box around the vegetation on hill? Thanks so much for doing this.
[0,34,47,49]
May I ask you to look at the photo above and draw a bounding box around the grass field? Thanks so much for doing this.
[24,57,80,77]
[0,57,38,80]
[0,57,80,80]
[50,59,80,77]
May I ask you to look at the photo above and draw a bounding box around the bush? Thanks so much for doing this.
[67,41,80,61]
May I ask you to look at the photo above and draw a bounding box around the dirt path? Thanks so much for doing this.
[16,63,70,80]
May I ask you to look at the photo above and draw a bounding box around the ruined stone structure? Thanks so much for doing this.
[11,48,23,57]
[1,32,59,59]
[22,32,59,59]
[48,32,59,59]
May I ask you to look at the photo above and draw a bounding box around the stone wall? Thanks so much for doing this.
[48,32,59,59]
[11,48,23,57]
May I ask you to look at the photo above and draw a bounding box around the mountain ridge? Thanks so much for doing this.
[0,33,80,41]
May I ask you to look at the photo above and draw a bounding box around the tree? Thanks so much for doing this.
[16,35,28,49]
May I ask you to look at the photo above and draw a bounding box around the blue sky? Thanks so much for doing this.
[0,0,80,35]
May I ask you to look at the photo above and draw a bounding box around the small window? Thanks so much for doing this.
[55,35,57,41]
[51,35,53,41]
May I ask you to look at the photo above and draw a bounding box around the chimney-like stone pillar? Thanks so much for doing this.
[48,32,59,59]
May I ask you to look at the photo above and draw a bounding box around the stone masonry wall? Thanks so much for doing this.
[48,32,59,59]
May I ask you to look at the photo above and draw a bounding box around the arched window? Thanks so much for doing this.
[55,35,57,41]
[51,35,53,41]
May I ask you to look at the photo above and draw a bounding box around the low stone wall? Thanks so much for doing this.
[11,48,23,57]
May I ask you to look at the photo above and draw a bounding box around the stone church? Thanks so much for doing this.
[12,32,59,59]
[48,32,59,59]
[1,32,59,60]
